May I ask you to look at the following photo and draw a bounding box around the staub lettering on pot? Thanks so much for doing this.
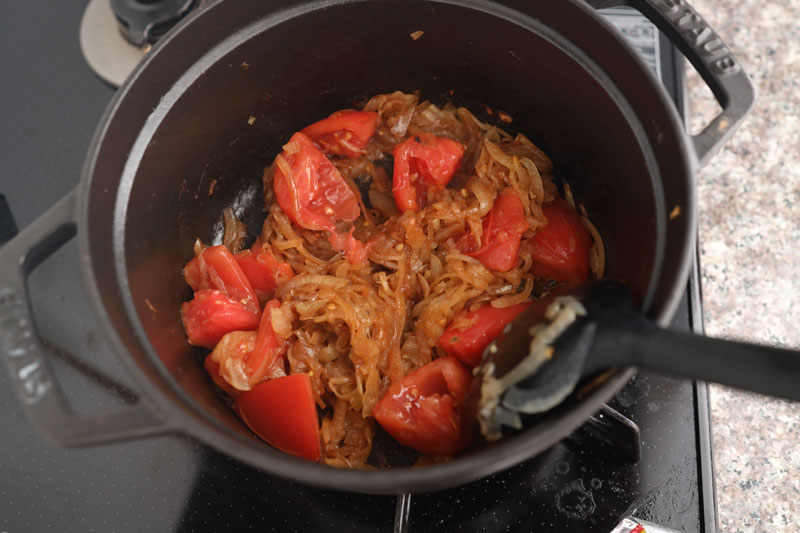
[657,0,741,75]
[0,289,52,405]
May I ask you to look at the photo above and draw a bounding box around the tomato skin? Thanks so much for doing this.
[525,200,592,284]
[273,132,360,230]
[438,302,531,367]
[273,132,365,262]
[235,249,294,303]
[181,289,260,349]
[456,189,530,272]
[234,373,321,462]
[184,245,259,314]
[301,110,378,158]
[248,299,287,383]
[373,357,472,457]
[392,133,465,213]
[184,256,205,291]
[203,300,287,393]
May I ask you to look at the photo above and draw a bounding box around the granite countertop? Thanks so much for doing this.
[685,0,800,531]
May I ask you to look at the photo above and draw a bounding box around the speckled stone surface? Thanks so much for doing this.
[685,1,800,531]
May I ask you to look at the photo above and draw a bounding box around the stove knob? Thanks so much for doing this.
[110,0,198,47]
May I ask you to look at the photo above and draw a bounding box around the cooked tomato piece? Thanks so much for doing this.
[184,245,259,314]
[301,110,378,158]
[524,200,592,284]
[207,299,287,391]
[203,331,250,398]
[392,133,464,212]
[235,373,321,462]
[181,289,260,349]
[373,357,472,457]
[273,132,366,262]
[184,255,206,291]
[456,189,530,272]
[273,132,360,230]
[249,299,288,383]
[235,248,294,303]
[438,302,531,367]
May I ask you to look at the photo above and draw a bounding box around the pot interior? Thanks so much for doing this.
[85,0,693,490]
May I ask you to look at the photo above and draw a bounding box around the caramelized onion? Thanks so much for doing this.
[369,188,400,218]
[270,306,292,339]
[202,91,610,468]
[471,180,496,217]
[222,207,248,253]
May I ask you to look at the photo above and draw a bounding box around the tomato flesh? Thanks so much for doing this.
[373,357,472,457]
[181,289,260,349]
[248,299,287,383]
[456,189,530,272]
[208,330,258,393]
[392,133,464,213]
[525,200,592,283]
[273,132,366,262]
[184,245,259,314]
[235,248,294,303]
[301,110,378,158]
[204,299,287,391]
[235,373,321,462]
[438,302,531,367]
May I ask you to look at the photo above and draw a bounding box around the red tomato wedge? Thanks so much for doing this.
[373,357,472,457]
[273,132,360,230]
[249,299,287,382]
[392,133,464,213]
[181,289,260,349]
[524,200,592,284]
[207,299,287,391]
[184,245,259,314]
[301,110,378,158]
[234,248,294,304]
[273,132,366,262]
[235,373,321,462]
[438,302,531,367]
[456,189,530,272]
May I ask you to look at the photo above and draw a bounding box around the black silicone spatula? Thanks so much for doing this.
[475,281,800,440]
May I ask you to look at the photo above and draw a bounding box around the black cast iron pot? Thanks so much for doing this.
[0,0,753,493]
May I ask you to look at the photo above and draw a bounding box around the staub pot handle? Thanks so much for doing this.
[587,0,756,166]
[0,189,168,446]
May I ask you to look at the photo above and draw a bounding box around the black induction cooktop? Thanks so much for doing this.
[0,2,716,532]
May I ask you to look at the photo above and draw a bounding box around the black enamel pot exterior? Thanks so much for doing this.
[0,0,753,494]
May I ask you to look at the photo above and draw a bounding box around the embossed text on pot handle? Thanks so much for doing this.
[0,190,169,446]
[587,0,756,166]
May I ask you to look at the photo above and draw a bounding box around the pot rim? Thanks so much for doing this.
[76,0,696,493]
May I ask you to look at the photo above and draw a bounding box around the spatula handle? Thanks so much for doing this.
[636,328,800,401]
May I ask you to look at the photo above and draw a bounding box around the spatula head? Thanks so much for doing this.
[472,281,643,441]
[473,294,592,440]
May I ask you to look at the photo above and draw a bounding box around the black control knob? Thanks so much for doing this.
[110,0,198,47]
